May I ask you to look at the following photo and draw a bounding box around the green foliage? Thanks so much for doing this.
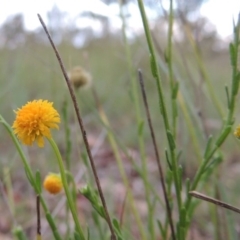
[12,226,28,240]
[0,1,240,240]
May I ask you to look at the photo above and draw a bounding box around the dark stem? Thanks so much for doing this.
[119,191,128,228]
[37,14,116,240]
[36,195,41,237]
[189,191,240,215]
[138,69,176,240]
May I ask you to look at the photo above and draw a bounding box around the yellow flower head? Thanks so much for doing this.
[234,125,240,138]
[12,100,60,147]
[43,173,63,194]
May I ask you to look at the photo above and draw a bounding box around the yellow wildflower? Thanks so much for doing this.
[12,100,60,147]
[234,125,240,138]
[43,173,63,194]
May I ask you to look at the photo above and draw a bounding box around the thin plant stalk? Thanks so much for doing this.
[118,1,153,239]
[177,93,202,161]
[3,167,15,218]
[37,14,116,240]
[91,87,147,239]
[138,69,176,240]
[61,99,72,237]
[167,0,178,138]
[62,99,72,173]
[93,100,165,207]
[189,191,240,215]
[137,0,182,212]
[184,20,240,222]
[0,179,17,227]
[181,19,224,118]
[0,115,62,240]
[48,138,85,239]
[36,195,42,240]
[153,32,203,162]
[211,191,221,240]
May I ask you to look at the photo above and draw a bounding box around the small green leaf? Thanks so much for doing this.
[229,43,236,66]
[166,169,173,185]
[225,85,230,108]
[204,152,223,174]
[203,135,213,159]
[165,149,172,170]
[35,170,42,193]
[74,231,81,240]
[92,211,100,225]
[13,226,28,240]
[112,219,121,234]
[178,165,183,190]
[215,126,232,147]
[112,219,123,240]
[150,54,157,78]
[167,130,176,150]
[157,220,166,239]
[172,82,179,99]
[179,207,186,226]
[176,150,182,162]
[233,71,240,95]
[79,186,106,220]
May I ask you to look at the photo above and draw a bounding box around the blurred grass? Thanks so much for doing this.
[1,26,240,238]
[0,32,237,171]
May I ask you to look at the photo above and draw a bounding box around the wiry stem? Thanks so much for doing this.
[37,14,116,240]
[190,191,240,215]
[36,195,42,240]
[91,87,147,238]
[118,2,151,239]
[138,69,176,240]
[137,0,182,212]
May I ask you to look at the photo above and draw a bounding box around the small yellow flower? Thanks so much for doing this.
[12,100,60,147]
[43,173,63,194]
[234,125,240,138]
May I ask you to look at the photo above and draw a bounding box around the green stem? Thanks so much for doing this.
[183,24,224,118]
[167,0,178,138]
[61,99,72,238]
[48,138,85,240]
[4,167,15,218]
[0,115,62,240]
[137,0,182,211]
[118,1,152,239]
[97,98,147,239]
[178,93,202,161]
[185,22,240,218]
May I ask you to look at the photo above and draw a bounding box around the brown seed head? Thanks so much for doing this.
[69,66,92,89]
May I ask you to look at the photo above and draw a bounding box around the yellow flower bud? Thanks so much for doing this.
[43,173,63,194]
[234,125,240,139]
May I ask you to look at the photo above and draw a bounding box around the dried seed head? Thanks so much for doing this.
[68,66,92,89]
